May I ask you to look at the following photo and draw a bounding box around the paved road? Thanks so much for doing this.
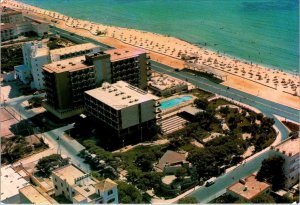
[151,61,299,123]
[49,27,113,50]
[2,94,90,172]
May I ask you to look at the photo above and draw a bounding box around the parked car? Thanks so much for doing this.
[205,177,216,187]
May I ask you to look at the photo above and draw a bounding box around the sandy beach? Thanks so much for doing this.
[3,0,300,110]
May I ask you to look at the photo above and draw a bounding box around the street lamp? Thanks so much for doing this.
[56,135,61,155]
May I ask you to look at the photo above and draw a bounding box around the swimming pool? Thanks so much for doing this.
[160,96,193,109]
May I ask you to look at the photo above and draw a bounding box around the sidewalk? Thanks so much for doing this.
[152,185,201,204]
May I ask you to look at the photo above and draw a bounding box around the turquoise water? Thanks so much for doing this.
[160,96,193,109]
[20,0,299,72]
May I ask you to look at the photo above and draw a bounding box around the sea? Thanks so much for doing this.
[19,0,299,73]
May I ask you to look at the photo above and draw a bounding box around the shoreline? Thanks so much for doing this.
[14,1,299,76]
[3,0,300,110]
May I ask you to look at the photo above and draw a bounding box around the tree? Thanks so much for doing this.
[175,167,187,179]
[178,196,198,204]
[256,156,286,190]
[127,168,142,183]
[194,98,208,110]
[252,193,275,203]
[36,154,69,177]
[135,152,156,172]
[219,106,230,115]
[117,181,143,203]
[28,96,43,107]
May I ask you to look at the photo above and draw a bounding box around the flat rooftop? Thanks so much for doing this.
[43,56,89,73]
[33,46,49,58]
[52,164,85,186]
[227,174,271,200]
[19,185,52,204]
[149,72,187,91]
[50,43,99,56]
[1,165,29,201]
[105,47,146,62]
[273,137,300,157]
[85,81,159,110]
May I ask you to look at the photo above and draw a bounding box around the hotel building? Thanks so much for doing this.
[105,47,148,90]
[42,55,100,119]
[52,164,118,204]
[84,81,159,137]
[1,7,49,41]
[16,42,100,90]
[20,41,50,90]
[42,48,149,119]
[270,136,300,189]
[1,7,23,24]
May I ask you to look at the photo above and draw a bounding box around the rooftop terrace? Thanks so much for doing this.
[52,164,85,186]
[272,137,300,157]
[227,174,271,201]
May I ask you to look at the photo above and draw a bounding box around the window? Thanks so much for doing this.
[55,185,57,189]
[108,190,113,195]
[107,198,115,203]
[61,182,63,187]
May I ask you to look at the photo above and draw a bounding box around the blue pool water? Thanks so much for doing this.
[160,96,193,110]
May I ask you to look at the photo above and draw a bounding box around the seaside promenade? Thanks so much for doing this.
[3,0,300,110]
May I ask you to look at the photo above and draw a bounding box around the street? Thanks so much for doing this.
[149,61,296,203]
[1,25,298,203]
[2,94,90,172]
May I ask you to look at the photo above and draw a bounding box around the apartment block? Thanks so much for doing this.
[52,164,118,204]
[270,136,300,189]
[84,81,159,137]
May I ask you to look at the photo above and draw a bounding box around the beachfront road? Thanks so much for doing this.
[151,61,296,202]
[49,27,113,50]
[151,61,299,123]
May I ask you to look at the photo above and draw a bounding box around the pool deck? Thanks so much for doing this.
[159,94,196,115]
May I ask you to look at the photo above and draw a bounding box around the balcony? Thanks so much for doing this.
[154,101,161,107]
[154,108,162,114]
